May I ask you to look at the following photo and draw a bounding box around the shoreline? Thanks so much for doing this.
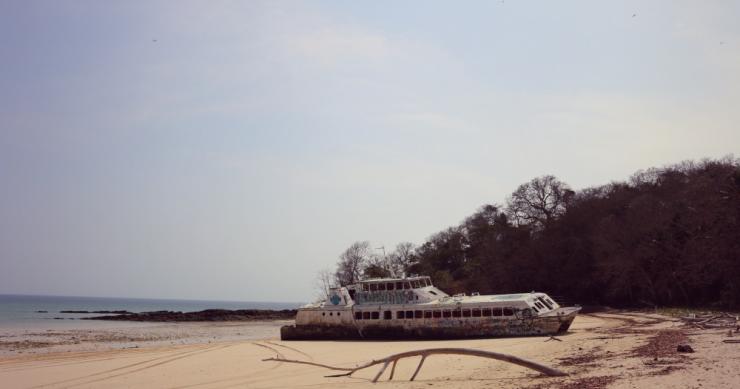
[0,320,291,357]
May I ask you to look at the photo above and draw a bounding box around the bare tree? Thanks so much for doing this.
[313,267,335,302]
[388,242,417,277]
[364,248,391,279]
[505,175,572,228]
[335,241,373,286]
[363,262,391,279]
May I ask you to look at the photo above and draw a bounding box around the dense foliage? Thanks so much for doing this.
[331,157,740,309]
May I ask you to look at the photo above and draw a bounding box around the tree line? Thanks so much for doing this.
[322,157,740,309]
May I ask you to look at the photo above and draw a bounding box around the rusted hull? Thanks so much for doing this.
[281,314,576,340]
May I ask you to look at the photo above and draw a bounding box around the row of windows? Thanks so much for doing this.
[354,307,516,321]
[321,311,341,317]
[531,297,554,313]
[538,297,555,309]
[360,278,431,292]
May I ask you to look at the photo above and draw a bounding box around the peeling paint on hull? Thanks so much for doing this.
[281,313,576,340]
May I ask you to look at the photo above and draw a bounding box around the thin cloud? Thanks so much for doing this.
[290,28,392,66]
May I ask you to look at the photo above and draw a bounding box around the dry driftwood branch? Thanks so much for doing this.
[679,313,738,331]
[545,336,563,342]
[704,323,737,328]
[388,359,398,380]
[723,339,740,344]
[262,347,567,382]
[697,315,720,324]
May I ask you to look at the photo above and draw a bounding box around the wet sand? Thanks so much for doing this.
[1,312,738,388]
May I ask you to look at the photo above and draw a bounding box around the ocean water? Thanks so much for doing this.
[0,294,302,330]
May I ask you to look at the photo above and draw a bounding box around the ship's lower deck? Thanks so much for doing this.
[281,310,577,340]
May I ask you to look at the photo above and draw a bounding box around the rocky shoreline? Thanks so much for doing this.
[61,310,132,314]
[80,309,297,322]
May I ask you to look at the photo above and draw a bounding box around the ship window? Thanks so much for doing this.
[378,283,386,291]
[404,282,411,289]
[362,284,368,291]
[535,302,545,310]
[545,298,554,306]
[538,297,553,310]
[369,283,377,291]
[503,308,514,316]
[433,310,441,318]
[492,308,503,317]
[482,308,492,317]
[442,310,451,318]
[414,310,423,319]
[396,282,403,290]
[429,290,437,296]
[329,312,333,316]
[362,311,371,320]
[462,309,471,317]
[424,311,432,319]
[531,305,540,313]
[425,278,431,286]
[371,311,379,320]
[452,309,461,318]
[397,311,405,319]
[472,309,481,317]
[337,312,341,316]
[322,312,325,316]
[406,310,413,319]
[387,283,394,290]
[384,311,392,320]
[412,280,420,288]
[355,311,362,320]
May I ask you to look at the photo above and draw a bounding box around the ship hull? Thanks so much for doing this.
[281,308,578,340]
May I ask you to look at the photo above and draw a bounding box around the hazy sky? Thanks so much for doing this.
[1,1,738,302]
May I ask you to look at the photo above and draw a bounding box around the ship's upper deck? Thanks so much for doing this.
[347,276,449,305]
[355,276,434,292]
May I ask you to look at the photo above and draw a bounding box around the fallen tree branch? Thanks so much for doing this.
[723,340,740,344]
[697,315,720,324]
[262,347,567,382]
[679,313,738,331]
[704,323,738,328]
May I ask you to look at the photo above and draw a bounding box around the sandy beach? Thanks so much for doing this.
[1,312,738,388]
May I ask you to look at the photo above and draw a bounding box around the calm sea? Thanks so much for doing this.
[0,294,303,330]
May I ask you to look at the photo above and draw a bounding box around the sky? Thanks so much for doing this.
[1,1,739,302]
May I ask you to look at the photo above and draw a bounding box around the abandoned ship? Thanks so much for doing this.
[281,276,581,340]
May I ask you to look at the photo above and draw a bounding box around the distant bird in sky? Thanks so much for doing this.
[632,13,637,18]
[152,39,157,43]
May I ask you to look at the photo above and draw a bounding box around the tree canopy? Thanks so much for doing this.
[324,157,740,309]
